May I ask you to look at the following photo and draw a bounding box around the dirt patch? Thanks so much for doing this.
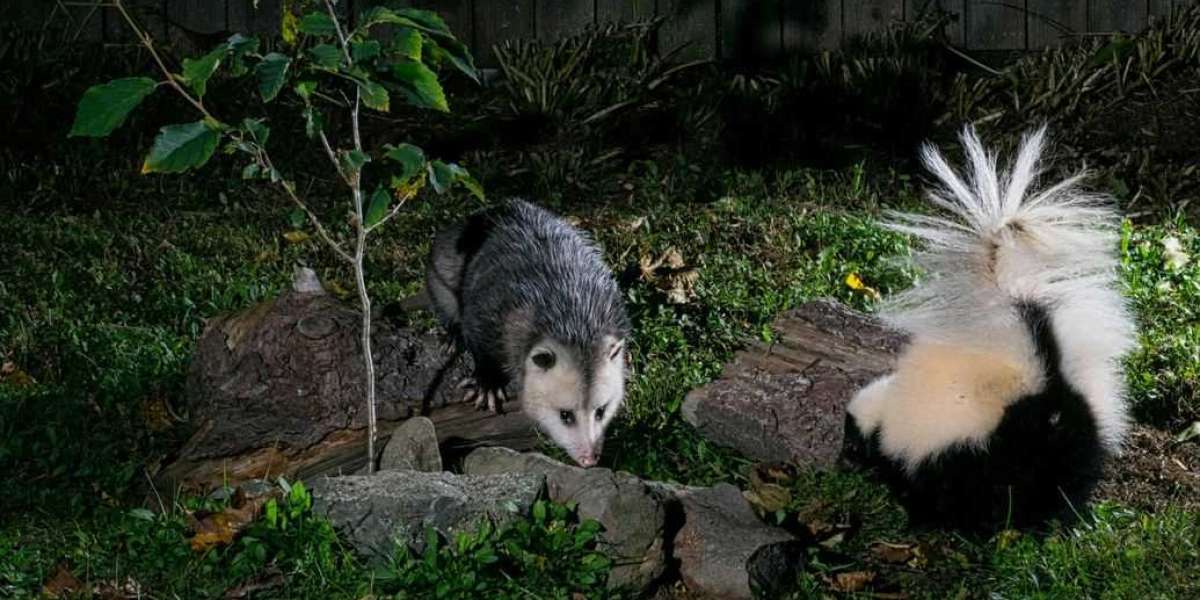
[1096,425,1200,512]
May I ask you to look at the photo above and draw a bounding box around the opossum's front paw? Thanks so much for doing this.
[457,378,507,414]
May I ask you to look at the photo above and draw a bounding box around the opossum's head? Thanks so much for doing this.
[520,335,626,468]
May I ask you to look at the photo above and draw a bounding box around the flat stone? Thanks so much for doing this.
[463,447,667,591]
[659,483,799,600]
[309,470,544,561]
[379,416,442,472]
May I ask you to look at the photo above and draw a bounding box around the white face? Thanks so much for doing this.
[521,336,625,468]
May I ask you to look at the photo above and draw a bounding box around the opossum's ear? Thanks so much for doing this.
[531,348,557,370]
[606,338,623,361]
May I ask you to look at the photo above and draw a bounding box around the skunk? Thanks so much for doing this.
[842,126,1136,529]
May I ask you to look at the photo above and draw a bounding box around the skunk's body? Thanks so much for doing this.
[426,199,630,468]
[843,126,1135,529]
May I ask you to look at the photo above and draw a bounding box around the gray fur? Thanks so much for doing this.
[426,198,630,414]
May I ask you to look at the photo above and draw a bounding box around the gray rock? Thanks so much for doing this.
[659,483,799,600]
[464,447,667,591]
[379,416,442,472]
[309,471,544,561]
[682,300,905,468]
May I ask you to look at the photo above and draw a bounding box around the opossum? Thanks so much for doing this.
[426,199,630,467]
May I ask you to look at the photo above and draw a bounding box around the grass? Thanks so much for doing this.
[4,11,1200,598]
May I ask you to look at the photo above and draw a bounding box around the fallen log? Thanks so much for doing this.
[682,299,907,468]
[154,268,539,495]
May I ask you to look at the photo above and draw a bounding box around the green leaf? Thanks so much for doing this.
[302,106,324,138]
[364,187,390,228]
[351,40,382,63]
[358,79,390,112]
[339,149,371,176]
[383,143,425,183]
[394,8,452,36]
[426,161,482,199]
[226,34,260,76]
[142,121,221,174]
[255,53,291,102]
[241,163,260,179]
[298,12,336,36]
[532,501,546,524]
[390,61,448,112]
[287,208,306,228]
[391,28,422,60]
[69,77,158,138]
[241,118,270,145]
[182,47,224,97]
[294,80,318,101]
[426,37,479,84]
[308,44,343,69]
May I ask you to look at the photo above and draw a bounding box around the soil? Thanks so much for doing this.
[1096,424,1200,513]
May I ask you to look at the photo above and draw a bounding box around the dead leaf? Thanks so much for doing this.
[827,570,876,593]
[1,361,35,386]
[743,483,791,514]
[870,541,916,564]
[41,563,82,598]
[622,216,647,232]
[639,248,699,304]
[92,577,144,600]
[141,393,174,432]
[189,492,270,552]
[282,230,310,244]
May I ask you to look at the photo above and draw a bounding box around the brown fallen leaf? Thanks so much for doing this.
[0,360,35,386]
[41,563,82,598]
[743,482,791,514]
[639,248,699,304]
[140,393,174,432]
[869,541,916,564]
[92,577,144,600]
[827,570,876,593]
[189,491,271,552]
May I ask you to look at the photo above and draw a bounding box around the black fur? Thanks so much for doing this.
[426,200,630,404]
[842,303,1106,530]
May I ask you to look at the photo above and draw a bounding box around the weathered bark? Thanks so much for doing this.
[682,299,907,468]
[155,269,538,494]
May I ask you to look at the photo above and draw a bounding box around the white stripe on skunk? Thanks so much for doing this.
[844,125,1136,529]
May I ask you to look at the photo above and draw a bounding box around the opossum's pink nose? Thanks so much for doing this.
[576,452,599,468]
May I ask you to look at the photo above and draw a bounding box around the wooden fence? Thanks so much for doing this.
[9,1,1199,66]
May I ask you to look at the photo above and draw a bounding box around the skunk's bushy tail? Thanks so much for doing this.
[881,125,1128,347]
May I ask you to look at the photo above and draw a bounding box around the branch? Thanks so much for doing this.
[364,191,416,234]
[323,0,355,65]
[111,0,219,123]
[259,151,354,264]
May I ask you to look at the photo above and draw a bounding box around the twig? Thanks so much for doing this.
[112,0,219,123]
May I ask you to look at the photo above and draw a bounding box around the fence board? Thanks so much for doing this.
[536,0,594,41]
[167,0,227,35]
[722,0,782,60]
[916,0,965,45]
[595,0,655,24]
[51,0,106,42]
[105,0,167,42]
[1088,1,1148,33]
[782,0,840,53]
[474,0,533,67]
[1028,0,1087,49]
[658,0,717,61]
[844,0,905,41]
[965,0,1026,50]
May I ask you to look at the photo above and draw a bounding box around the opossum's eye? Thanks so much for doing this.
[559,410,575,426]
[594,405,606,420]
[532,350,556,370]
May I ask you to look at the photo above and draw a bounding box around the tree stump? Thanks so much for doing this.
[682,299,907,468]
[154,268,539,495]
